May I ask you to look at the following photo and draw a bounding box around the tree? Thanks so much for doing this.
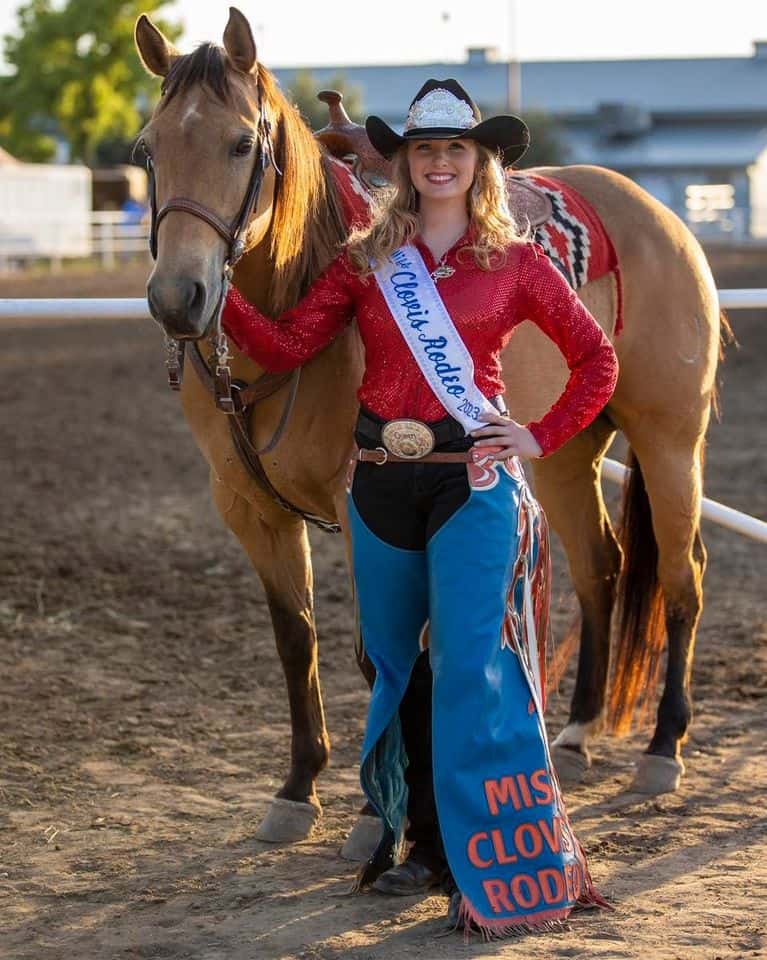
[517,110,570,168]
[286,70,363,131]
[0,0,181,164]
[480,103,570,169]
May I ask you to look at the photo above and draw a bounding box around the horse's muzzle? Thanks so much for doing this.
[147,274,212,340]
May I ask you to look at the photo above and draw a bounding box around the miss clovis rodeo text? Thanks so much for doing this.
[388,265,469,397]
[466,768,587,917]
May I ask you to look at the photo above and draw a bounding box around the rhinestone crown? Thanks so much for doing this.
[404,89,475,132]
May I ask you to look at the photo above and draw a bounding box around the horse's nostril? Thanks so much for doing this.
[190,281,206,317]
[147,283,161,321]
[147,276,208,336]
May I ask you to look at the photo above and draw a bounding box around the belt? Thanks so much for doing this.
[357,448,476,465]
[356,396,508,453]
[356,409,465,447]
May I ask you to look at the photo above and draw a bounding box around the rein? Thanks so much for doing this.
[144,84,340,534]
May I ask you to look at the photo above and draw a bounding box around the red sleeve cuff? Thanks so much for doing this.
[526,421,552,458]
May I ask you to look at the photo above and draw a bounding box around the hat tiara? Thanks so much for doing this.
[404,88,475,132]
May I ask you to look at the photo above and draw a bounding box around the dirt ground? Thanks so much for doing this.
[1,255,765,960]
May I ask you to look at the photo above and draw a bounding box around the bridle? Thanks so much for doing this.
[143,82,279,413]
[140,85,340,534]
[147,107,275,265]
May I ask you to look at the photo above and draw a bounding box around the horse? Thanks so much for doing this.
[134,8,721,846]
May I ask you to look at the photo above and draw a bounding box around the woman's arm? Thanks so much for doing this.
[222,254,357,372]
[515,245,619,458]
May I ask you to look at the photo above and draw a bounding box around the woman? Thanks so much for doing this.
[222,79,617,936]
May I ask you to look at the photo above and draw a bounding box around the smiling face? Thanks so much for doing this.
[406,138,479,203]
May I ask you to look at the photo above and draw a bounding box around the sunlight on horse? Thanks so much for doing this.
[134,6,721,845]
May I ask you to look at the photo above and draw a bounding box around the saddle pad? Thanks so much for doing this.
[329,155,373,230]
[520,173,624,335]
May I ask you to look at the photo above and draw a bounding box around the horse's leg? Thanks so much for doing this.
[532,413,622,782]
[617,429,708,794]
[211,475,329,841]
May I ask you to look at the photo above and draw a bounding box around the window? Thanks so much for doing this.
[685,183,735,225]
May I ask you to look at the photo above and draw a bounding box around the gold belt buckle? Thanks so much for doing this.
[381,419,436,459]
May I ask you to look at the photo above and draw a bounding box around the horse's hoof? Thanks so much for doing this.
[339,813,382,861]
[631,754,685,795]
[255,797,321,843]
[551,744,591,784]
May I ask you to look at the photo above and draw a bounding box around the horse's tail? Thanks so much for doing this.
[712,309,736,421]
[607,450,666,734]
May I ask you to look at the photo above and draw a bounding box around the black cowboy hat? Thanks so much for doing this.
[366,78,530,168]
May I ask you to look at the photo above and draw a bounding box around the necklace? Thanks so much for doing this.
[430,253,455,282]
[423,222,465,281]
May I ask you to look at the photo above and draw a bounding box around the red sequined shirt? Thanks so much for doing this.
[222,236,618,457]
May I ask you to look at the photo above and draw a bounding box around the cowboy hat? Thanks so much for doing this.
[365,78,529,167]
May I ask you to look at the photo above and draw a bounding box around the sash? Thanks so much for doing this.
[373,245,497,433]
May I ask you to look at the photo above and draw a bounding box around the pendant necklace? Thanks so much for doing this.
[430,253,455,282]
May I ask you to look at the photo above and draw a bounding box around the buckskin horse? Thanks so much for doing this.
[134,8,721,845]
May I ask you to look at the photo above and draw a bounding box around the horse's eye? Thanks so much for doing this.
[133,138,152,164]
[234,137,255,157]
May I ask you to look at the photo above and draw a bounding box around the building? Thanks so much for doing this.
[274,42,767,242]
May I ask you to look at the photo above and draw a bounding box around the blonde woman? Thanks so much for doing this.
[222,79,617,936]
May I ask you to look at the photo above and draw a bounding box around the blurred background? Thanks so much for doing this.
[0,0,766,269]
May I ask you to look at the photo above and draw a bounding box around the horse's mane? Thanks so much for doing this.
[158,44,349,315]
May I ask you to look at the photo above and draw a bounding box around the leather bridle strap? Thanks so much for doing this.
[188,344,340,534]
[187,342,301,455]
[145,82,277,412]
[144,87,339,534]
[147,106,275,265]
[155,198,234,249]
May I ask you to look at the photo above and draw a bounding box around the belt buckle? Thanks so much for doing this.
[381,419,435,459]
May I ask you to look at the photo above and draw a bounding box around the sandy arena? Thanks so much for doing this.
[1,255,765,959]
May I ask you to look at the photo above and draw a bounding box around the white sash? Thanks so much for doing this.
[373,245,496,433]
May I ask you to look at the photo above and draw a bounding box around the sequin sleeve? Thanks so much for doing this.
[517,245,619,457]
[222,255,357,372]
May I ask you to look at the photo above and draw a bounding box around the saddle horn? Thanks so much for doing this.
[314,90,392,189]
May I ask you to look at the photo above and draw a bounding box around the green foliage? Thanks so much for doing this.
[286,70,363,131]
[518,109,570,168]
[480,103,570,169]
[0,0,181,164]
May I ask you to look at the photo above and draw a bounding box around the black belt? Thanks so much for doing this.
[356,410,463,447]
[356,396,507,448]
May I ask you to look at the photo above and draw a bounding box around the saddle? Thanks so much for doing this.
[314,90,552,228]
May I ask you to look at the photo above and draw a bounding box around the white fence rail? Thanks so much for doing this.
[717,289,767,309]
[0,292,764,544]
[0,298,151,321]
[600,460,767,545]
[89,212,149,268]
[2,290,766,323]
[0,212,150,270]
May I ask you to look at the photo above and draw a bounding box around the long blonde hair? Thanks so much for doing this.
[346,142,529,275]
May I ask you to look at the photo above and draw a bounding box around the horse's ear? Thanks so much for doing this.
[223,7,258,75]
[135,14,179,78]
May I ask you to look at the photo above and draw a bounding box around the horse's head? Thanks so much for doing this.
[134,8,277,340]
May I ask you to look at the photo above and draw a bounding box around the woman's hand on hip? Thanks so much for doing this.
[470,412,543,460]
